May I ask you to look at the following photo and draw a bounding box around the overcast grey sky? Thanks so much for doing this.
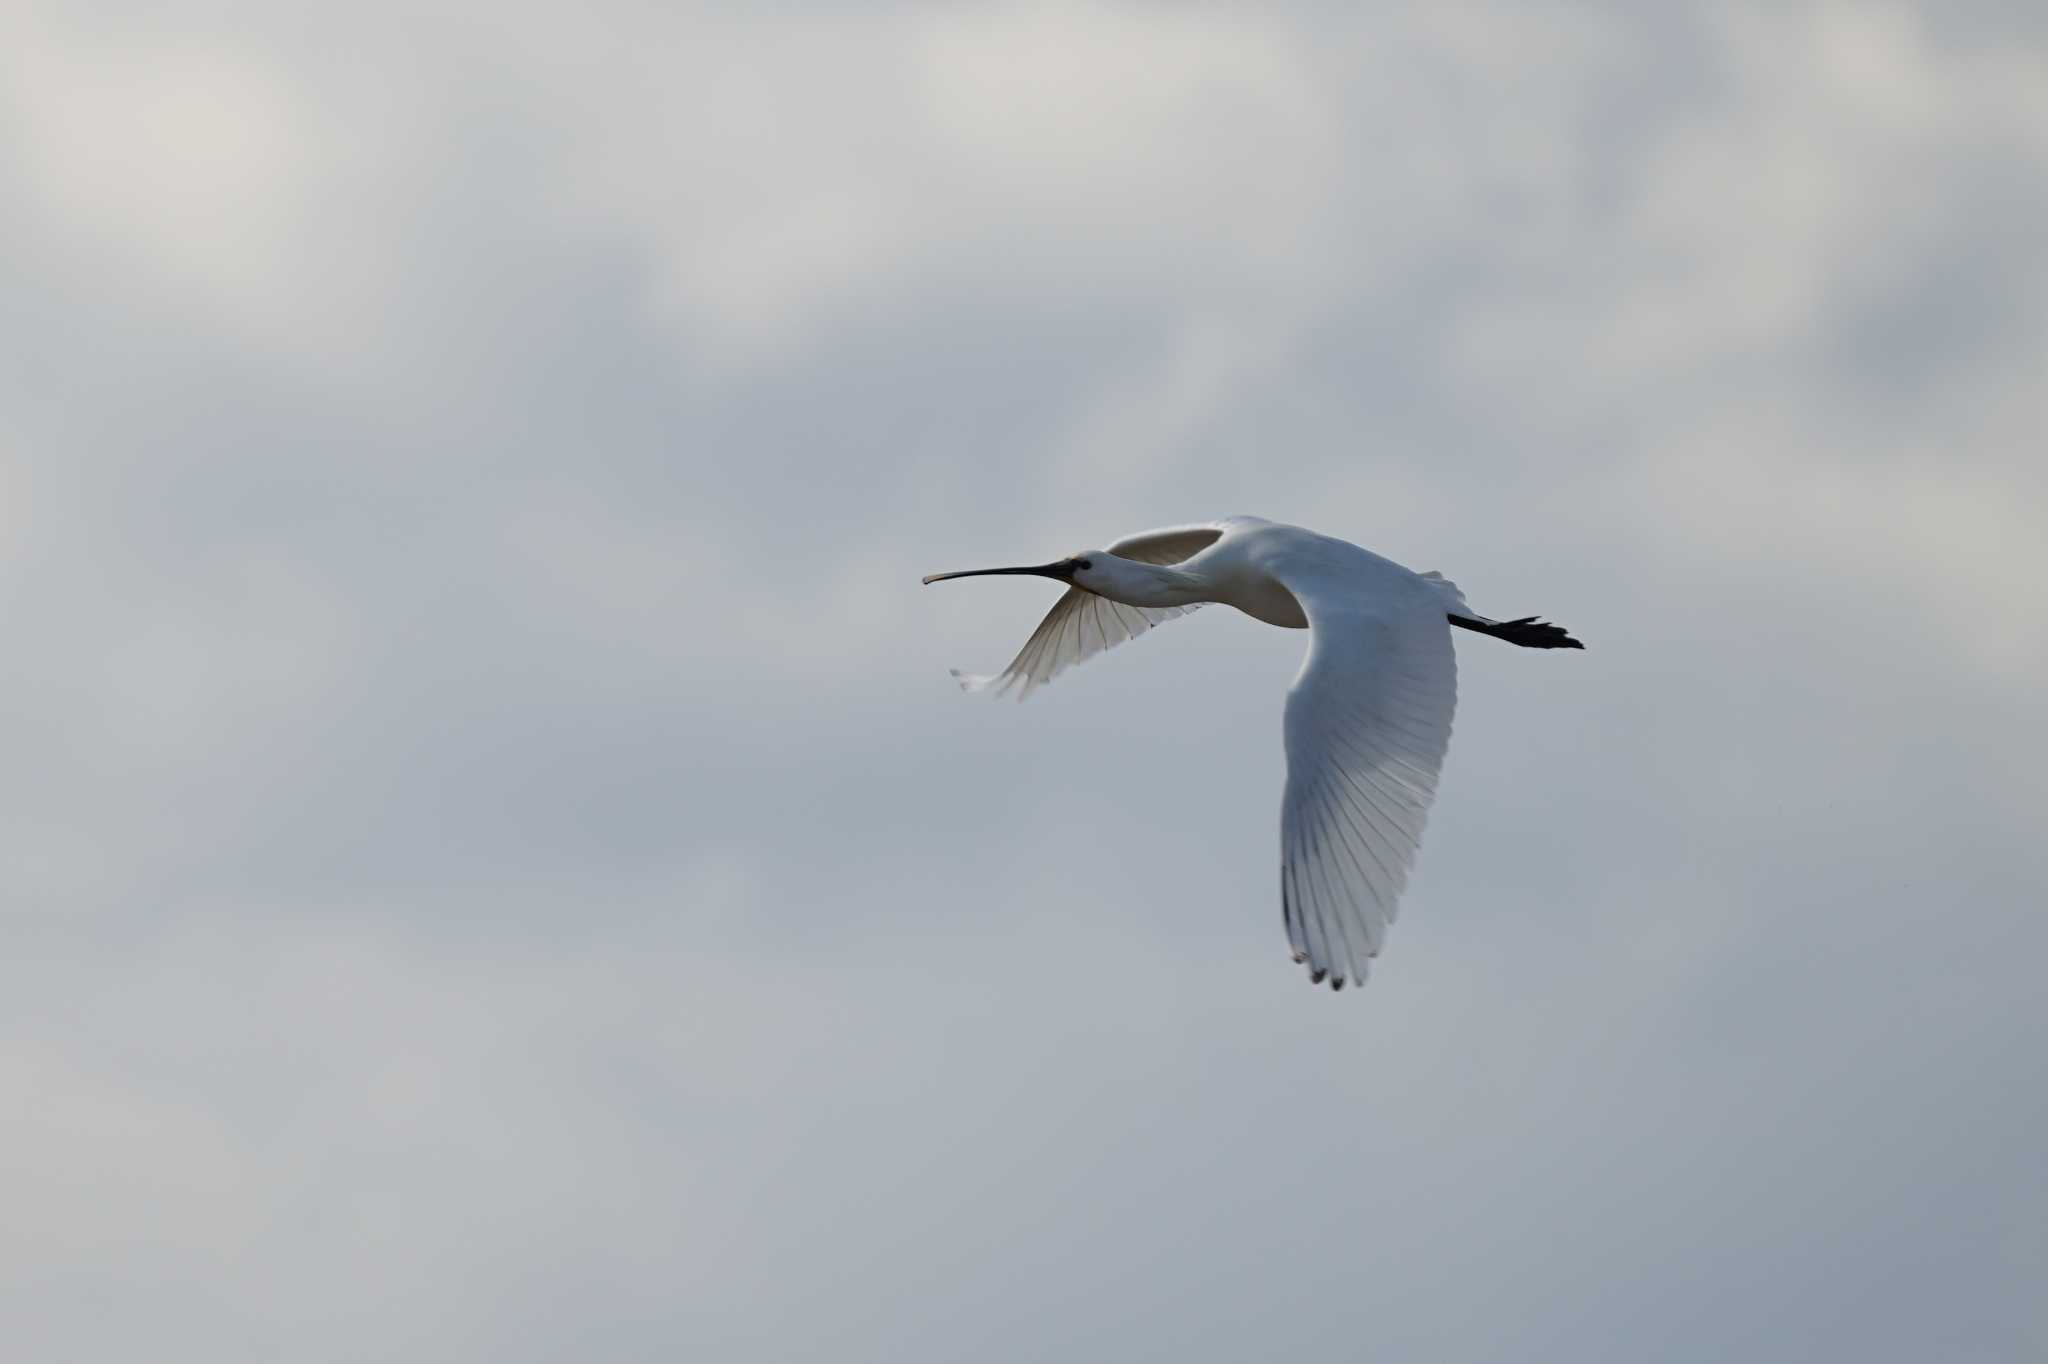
[3,2,2044,1360]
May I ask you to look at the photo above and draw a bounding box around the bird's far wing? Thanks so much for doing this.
[1271,570,1458,989]
[952,590,1199,700]
[952,522,1227,700]
[1105,522,1228,565]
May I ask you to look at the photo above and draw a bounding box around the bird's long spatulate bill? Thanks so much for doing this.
[921,562,1072,585]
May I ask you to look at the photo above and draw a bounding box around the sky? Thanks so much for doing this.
[2,2,2045,1360]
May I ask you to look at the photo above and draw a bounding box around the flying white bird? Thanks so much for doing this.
[923,515,1581,990]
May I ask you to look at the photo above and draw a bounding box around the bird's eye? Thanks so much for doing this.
[1075,558,1093,571]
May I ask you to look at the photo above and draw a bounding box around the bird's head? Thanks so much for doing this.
[1065,551,1115,593]
[923,554,1087,588]
[921,550,1127,592]
[922,551,1199,610]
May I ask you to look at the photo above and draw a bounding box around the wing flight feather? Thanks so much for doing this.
[951,523,1225,700]
[952,592,1199,699]
[1271,569,1457,989]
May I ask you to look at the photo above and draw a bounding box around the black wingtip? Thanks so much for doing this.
[1449,614,1585,650]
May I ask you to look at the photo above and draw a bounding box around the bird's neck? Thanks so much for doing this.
[1095,559,1210,610]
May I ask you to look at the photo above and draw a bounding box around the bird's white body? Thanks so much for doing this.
[925,516,1578,991]
[1071,517,1450,627]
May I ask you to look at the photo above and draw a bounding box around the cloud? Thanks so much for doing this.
[1,2,2043,1361]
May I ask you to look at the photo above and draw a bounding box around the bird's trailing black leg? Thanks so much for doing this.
[1448,614,1585,649]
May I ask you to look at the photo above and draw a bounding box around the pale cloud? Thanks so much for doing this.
[0,10,423,378]
[510,3,1341,359]
[4,21,308,309]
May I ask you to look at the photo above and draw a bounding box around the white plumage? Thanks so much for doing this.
[923,516,1581,990]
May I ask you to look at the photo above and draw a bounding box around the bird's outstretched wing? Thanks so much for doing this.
[953,523,1226,700]
[1270,566,1458,989]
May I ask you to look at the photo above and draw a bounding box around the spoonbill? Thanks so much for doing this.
[923,516,1581,990]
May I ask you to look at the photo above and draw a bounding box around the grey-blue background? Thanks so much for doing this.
[3,3,2043,1359]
